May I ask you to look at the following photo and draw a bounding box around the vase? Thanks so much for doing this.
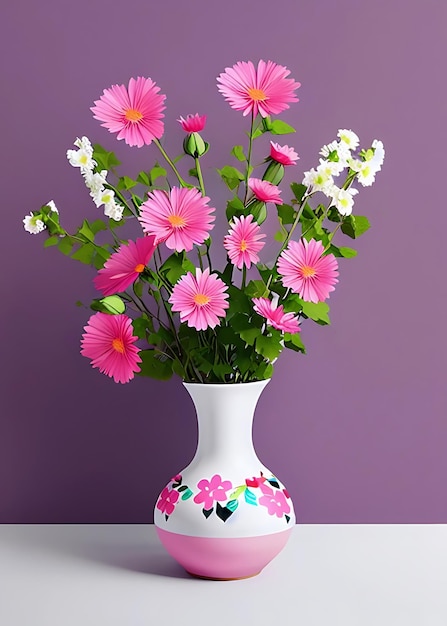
[154,379,295,580]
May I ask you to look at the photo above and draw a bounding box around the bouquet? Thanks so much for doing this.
[23,60,384,384]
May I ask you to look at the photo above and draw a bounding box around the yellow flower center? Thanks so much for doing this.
[248,87,267,101]
[79,154,88,165]
[168,214,186,228]
[301,265,317,278]
[193,293,210,306]
[124,108,144,122]
[112,338,125,353]
[240,239,248,252]
[134,263,145,273]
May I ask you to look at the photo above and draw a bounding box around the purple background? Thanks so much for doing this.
[2,0,447,523]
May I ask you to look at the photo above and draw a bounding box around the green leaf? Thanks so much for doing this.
[274,230,287,242]
[117,175,137,190]
[256,361,274,379]
[90,220,107,235]
[301,301,330,325]
[150,165,167,183]
[71,243,95,264]
[44,236,59,248]
[231,145,246,162]
[245,280,269,298]
[341,215,371,239]
[226,196,245,221]
[92,144,121,170]
[78,220,95,242]
[239,327,261,346]
[250,201,267,224]
[255,332,283,361]
[90,295,126,315]
[137,171,150,186]
[277,203,296,225]
[160,252,194,284]
[58,236,74,256]
[269,120,296,135]
[284,332,306,354]
[335,246,357,258]
[290,182,308,203]
[138,350,173,380]
[229,485,246,500]
[217,165,245,190]
[132,314,154,339]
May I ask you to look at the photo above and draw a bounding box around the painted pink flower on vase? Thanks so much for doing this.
[252,297,301,334]
[258,483,291,518]
[248,178,283,205]
[217,60,300,118]
[193,474,233,510]
[80,312,142,384]
[157,487,180,516]
[169,268,229,331]
[91,76,166,147]
[93,236,157,296]
[277,238,339,303]
[223,214,266,269]
[270,141,299,166]
[139,187,215,252]
[177,113,207,132]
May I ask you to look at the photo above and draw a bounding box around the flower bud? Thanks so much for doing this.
[263,161,285,186]
[183,132,209,158]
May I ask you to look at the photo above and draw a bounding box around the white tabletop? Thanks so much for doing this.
[0,524,446,626]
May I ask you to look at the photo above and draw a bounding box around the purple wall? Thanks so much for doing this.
[2,0,447,523]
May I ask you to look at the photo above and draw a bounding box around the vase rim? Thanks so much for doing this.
[183,379,271,390]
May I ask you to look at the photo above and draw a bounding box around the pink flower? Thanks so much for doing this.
[171,474,182,483]
[169,268,229,331]
[91,77,166,148]
[193,474,233,510]
[223,214,266,269]
[248,178,283,205]
[217,60,300,118]
[177,113,207,132]
[93,236,157,296]
[252,297,301,334]
[277,238,339,303]
[258,483,291,518]
[80,313,142,384]
[139,187,215,253]
[157,487,180,516]
[270,141,299,166]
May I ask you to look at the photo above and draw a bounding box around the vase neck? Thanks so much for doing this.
[184,380,270,468]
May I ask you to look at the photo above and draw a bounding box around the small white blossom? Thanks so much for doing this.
[45,200,58,214]
[74,136,94,158]
[84,170,108,195]
[23,212,46,234]
[67,148,96,173]
[371,139,385,171]
[92,188,115,208]
[330,187,358,216]
[303,164,334,195]
[356,162,377,186]
[337,129,360,150]
[104,200,124,221]
[319,157,345,176]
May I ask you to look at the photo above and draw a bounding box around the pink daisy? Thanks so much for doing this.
[91,76,166,148]
[270,141,299,166]
[80,313,142,384]
[248,178,283,205]
[139,187,215,252]
[223,214,266,269]
[252,297,301,334]
[177,113,207,132]
[277,239,339,303]
[94,236,157,296]
[169,268,229,331]
[217,60,300,118]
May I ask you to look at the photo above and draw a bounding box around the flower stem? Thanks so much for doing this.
[195,157,206,196]
[244,111,255,204]
[154,139,188,187]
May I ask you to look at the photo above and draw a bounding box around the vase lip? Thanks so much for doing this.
[183,379,271,390]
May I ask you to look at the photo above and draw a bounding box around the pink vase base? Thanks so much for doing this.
[156,527,292,580]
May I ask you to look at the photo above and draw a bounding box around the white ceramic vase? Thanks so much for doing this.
[154,379,295,580]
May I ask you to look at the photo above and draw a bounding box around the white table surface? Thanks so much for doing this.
[0,524,446,626]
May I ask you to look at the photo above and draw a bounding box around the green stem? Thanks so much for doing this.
[244,111,255,204]
[195,157,206,196]
[241,265,247,290]
[154,139,188,187]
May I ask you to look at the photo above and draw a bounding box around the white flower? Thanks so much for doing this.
[330,186,359,216]
[337,129,360,150]
[356,162,377,186]
[371,139,385,171]
[92,188,115,208]
[67,148,96,173]
[303,164,334,195]
[45,200,58,214]
[84,170,108,195]
[319,157,344,177]
[74,136,94,158]
[104,200,124,221]
[23,212,46,234]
